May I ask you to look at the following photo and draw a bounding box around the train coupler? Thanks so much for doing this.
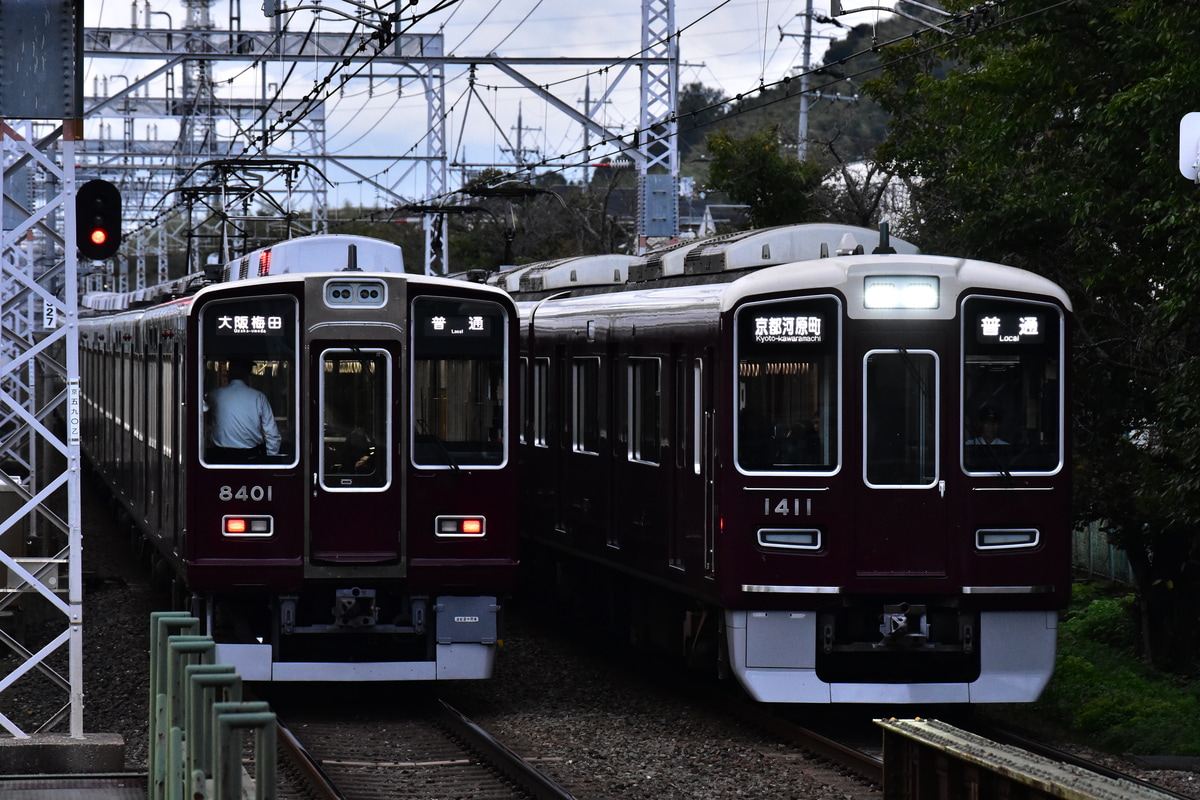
[332,587,378,628]
[879,602,930,647]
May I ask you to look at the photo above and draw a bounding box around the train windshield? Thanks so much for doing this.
[864,350,939,487]
[411,296,508,469]
[962,296,1063,474]
[734,296,840,473]
[198,295,299,467]
[320,349,390,490]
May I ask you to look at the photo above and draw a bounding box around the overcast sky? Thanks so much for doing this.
[83,0,898,205]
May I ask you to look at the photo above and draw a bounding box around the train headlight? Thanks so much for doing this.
[757,528,821,550]
[436,515,486,537]
[975,528,1039,549]
[864,276,940,309]
[222,515,273,538]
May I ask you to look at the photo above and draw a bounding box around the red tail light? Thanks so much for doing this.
[435,516,486,537]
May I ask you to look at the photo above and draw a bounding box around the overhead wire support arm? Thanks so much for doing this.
[835,0,957,35]
[263,0,397,32]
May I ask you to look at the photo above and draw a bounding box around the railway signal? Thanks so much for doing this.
[76,179,122,260]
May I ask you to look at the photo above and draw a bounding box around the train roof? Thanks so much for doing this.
[629,223,919,282]
[83,259,514,321]
[493,224,920,299]
[188,268,516,307]
[521,253,1071,326]
[220,234,403,281]
[80,235,408,315]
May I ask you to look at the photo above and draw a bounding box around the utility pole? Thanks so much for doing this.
[780,0,850,160]
[502,103,541,167]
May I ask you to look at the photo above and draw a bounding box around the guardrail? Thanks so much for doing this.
[877,718,1177,799]
[149,611,276,800]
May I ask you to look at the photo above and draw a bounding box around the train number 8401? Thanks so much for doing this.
[219,485,274,502]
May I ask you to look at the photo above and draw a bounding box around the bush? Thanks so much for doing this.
[1019,584,1200,755]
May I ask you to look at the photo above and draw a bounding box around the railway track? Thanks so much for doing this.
[273,693,575,800]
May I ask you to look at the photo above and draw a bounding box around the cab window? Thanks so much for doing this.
[962,296,1064,475]
[735,296,840,473]
[199,295,298,467]
[411,296,509,468]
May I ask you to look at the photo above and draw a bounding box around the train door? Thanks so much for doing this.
[855,334,947,576]
[564,353,609,546]
[671,353,714,574]
[554,345,568,536]
[309,344,400,562]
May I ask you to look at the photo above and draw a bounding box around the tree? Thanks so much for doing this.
[704,126,830,228]
[866,0,1200,671]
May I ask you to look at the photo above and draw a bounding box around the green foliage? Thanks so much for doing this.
[1061,591,1136,650]
[704,126,828,228]
[993,585,1200,755]
[866,0,1200,672]
[1029,588,1200,754]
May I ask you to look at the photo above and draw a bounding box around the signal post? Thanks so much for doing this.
[0,0,124,768]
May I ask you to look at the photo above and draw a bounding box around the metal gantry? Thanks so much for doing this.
[82,0,679,275]
[638,0,680,250]
[0,0,85,738]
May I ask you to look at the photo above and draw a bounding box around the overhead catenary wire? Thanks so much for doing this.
[127,0,1062,240]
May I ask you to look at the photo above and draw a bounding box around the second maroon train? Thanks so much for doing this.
[494,223,1072,704]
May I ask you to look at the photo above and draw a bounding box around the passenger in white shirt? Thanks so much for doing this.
[208,358,281,461]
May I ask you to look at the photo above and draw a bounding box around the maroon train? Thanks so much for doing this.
[501,224,1072,703]
[79,236,518,681]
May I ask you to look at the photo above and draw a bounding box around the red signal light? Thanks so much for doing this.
[75,179,122,260]
[461,518,483,534]
[225,518,247,534]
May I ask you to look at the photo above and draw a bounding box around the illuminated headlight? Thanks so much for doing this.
[222,515,273,538]
[864,276,940,309]
[436,515,486,537]
[976,528,1039,549]
[757,528,821,550]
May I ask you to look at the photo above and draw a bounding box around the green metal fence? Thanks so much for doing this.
[148,611,276,800]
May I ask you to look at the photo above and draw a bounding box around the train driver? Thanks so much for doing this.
[966,406,1008,445]
[207,358,282,462]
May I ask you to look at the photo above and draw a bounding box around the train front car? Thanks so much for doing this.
[190,272,518,680]
[80,265,520,682]
[723,255,1071,703]
[520,246,1070,704]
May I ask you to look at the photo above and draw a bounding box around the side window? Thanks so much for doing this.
[693,358,703,475]
[519,357,528,446]
[962,297,1063,474]
[572,357,600,454]
[533,358,549,448]
[628,357,660,464]
[411,296,508,468]
[199,296,298,467]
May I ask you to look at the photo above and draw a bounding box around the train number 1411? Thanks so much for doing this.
[219,485,274,502]
[764,497,807,516]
